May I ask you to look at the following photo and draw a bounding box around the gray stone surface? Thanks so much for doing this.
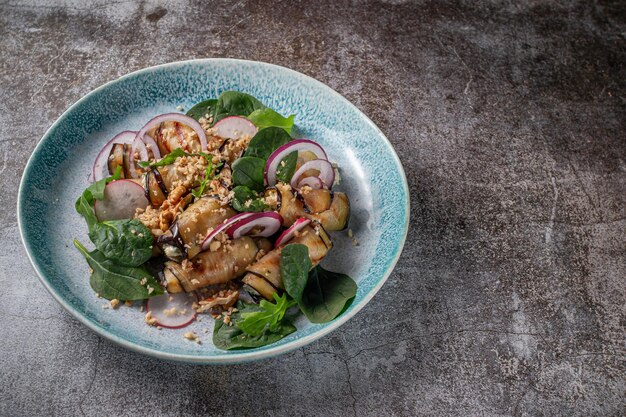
[1,0,625,415]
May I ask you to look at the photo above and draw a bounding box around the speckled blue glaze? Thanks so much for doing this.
[18,59,409,364]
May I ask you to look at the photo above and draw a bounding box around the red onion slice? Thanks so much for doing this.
[274,217,311,247]
[135,113,208,155]
[290,159,335,190]
[265,139,328,186]
[146,292,197,329]
[92,131,136,182]
[226,212,283,239]
[297,176,324,190]
[213,116,258,139]
[128,137,149,179]
[141,134,161,160]
[200,212,255,252]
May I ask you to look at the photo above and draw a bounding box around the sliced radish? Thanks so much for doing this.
[135,113,208,155]
[146,292,197,329]
[275,217,311,247]
[265,139,328,186]
[297,176,323,190]
[92,131,136,182]
[213,116,258,139]
[200,212,255,251]
[226,212,283,239]
[94,179,150,221]
[290,159,335,190]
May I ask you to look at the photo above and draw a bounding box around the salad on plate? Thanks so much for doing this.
[73,91,356,350]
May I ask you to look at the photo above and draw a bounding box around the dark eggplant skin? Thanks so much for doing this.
[156,222,187,262]
[108,143,127,178]
[144,169,168,207]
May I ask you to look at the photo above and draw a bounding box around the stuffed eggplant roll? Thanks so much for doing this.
[164,236,259,293]
[242,223,332,299]
[267,185,350,231]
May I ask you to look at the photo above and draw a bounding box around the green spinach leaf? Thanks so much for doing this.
[275,151,298,183]
[75,167,122,230]
[244,127,291,160]
[231,185,268,212]
[73,239,163,300]
[212,300,296,350]
[213,315,296,350]
[299,265,357,323]
[214,91,266,122]
[247,108,295,133]
[186,98,218,121]
[88,219,153,267]
[237,293,296,336]
[280,244,311,302]
[232,156,265,192]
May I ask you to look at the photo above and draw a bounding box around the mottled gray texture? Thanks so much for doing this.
[1,0,625,415]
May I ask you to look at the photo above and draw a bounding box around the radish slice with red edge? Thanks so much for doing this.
[200,212,255,251]
[290,159,335,190]
[146,292,197,329]
[94,179,150,221]
[127,137,149,178]
[274,217,311,247]
[265,139,328,186]
[135,113,208,155]
[92,131,136,182]
[226,212,283,239]
[297,176,324,190]
[213,116,258,139]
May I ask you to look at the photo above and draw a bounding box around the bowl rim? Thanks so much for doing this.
[17,58,410,364]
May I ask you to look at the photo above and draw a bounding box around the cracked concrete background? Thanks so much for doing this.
[1,0,625,415]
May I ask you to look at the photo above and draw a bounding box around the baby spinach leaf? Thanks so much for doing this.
[212,301,296,350]
[73,239,163,300]
[186,98,218,121]
[275,151,298,183]
[237,293,297,336]
[247,108,295,133]
[299,265,357,323]
[231,185,268,212]
[88,219,153,267]
[232,156,265,192]
[244,127,291,160]
[213,315,296,350]
[75,167,122,230]
[213,91,266,122]
[280,244,311,302]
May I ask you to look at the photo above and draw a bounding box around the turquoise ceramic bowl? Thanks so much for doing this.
[18,59,409,364]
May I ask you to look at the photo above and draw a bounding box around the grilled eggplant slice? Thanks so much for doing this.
[108,143,127,178]
[177,197,236,259]
[144,168,168,207]
[149,121,203,155]
[301,188,332,214]
[276,185,350,231]
[164,236,258,292]
[242,224,331,299]
[306,192,349,231]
